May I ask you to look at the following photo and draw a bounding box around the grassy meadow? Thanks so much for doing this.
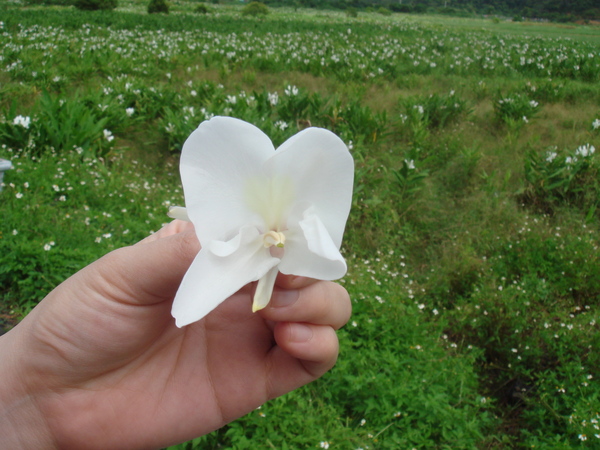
[1,2,600,448]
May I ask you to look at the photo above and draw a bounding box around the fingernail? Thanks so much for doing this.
[290,323,313,342]
[271,289,299,308]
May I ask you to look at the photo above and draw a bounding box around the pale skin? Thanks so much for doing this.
[0,220,351,449]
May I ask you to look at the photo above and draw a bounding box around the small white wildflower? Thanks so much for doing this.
[274,120,288,131]
[575,144,595,158]
[319,442,330,449]
[103,129,114,142]
[592,118,600,130]
[267,92,279,106]
[284,85,299,96]
[13,115,31,129]
[126,107,135,117]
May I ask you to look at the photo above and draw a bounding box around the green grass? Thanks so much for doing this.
[1,2,599,448]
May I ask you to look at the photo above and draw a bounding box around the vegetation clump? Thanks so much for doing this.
[73,0,117,11]
[241,1,269,17]
[194,3,210,14]
[147,0,169,14]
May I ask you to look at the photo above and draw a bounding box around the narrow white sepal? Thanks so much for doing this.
[168,206,191,222]
[252,266,279,312]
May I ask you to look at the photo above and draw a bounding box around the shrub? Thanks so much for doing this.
[493,94,540,126]
[194,4,210,14]
[520,143,599,216]
[377,7,392,16]
[241,1,269,17]
[73,0,117,11]
[147,0,169,14]
[346,7,358,18]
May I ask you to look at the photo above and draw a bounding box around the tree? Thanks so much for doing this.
[73,0,117,10]
[148,0,169,13]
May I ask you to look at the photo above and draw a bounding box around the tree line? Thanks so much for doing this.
[265,0,600,22]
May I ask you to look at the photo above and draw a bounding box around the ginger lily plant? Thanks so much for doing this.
[169,117,354,327]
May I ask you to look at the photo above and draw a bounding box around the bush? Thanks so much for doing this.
[194,3,210,14]
[345,7,358,18]
[73,0,117,11]
[391,4,411,13]
[377,7,392,16]
[241,1,269,17]
[147,0,169,14]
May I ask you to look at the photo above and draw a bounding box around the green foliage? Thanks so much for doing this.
[401,92,470,130]
[193,3,210,14]
[521,144,599,217]
[493,93,540,130]
[241,1,269,17]
[345,6,358,17]
[73,0,117,11]
[1,5,600,448]
[1,92,114,157]
[147,0,169,14]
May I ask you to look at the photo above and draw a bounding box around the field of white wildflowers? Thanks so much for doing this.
[1,2,599,448]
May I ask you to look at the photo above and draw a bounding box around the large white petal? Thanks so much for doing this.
[278,212,347,280]
[180,117,274,243]
[264,127,354,248]
[172,226,280,327]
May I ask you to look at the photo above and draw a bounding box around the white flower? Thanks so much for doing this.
[592,119,600,130]
[320,442,330,449]
[103,129,114,142]
[405,159,415,170]
[284,85,299,96]
[126,107,135,117]
[13,115,31,129]
[274,120,288,131]
[575,143,595,158]
[268,92,279,106]
[168,117,353,327]
[545,151,557,162]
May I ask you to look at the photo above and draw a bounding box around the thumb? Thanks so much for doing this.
[78,229,200,306]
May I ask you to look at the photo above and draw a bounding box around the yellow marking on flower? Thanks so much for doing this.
[263,230,286,248]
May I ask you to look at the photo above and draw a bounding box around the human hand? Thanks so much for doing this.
[0,220,351,449]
